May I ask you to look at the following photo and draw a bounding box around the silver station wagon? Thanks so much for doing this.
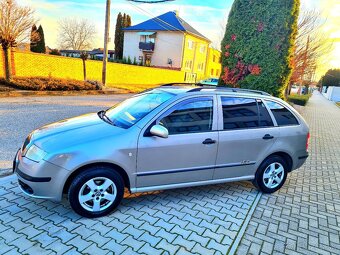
[14,84,310,218]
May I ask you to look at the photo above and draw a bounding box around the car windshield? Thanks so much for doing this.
[104,91,175,129]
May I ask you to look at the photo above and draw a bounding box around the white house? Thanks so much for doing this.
[123,10,212,79]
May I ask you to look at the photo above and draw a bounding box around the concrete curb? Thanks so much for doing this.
[0,89,130,97]
[0,173,15,184]
[0,168,12,178]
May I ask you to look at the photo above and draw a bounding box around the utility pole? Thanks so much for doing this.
[102,0,111,86]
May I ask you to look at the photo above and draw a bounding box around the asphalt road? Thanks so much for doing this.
[0,95,131,173]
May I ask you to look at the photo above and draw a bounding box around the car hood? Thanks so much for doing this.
[30,113,126,152]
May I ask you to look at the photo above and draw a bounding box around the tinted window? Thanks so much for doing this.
[258,101,274,127]
[159,99,213,135]
[266,101,299,126]
[221,97,259,130]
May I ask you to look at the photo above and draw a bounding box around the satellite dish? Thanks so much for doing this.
[127,0,174,3]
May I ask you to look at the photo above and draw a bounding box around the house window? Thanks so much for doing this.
[211,69,214,76]
[187,40,193,50]
[213,55,216,62]
[216,69,220,76]
[200,45,206,53]
[198,63,204,71]
[140,35,155,43]
[185,60,193,70]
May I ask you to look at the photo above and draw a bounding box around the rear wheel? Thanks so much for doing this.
[68,167,124,218]
[253,155,288,193]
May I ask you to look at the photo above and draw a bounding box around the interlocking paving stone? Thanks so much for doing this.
[0,173,258,254]
[236,92,340,254]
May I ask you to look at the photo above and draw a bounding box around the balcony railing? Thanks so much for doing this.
[139,42,155,51]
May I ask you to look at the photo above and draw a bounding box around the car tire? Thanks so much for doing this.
[253,155,288,193]
[68,166,124,218]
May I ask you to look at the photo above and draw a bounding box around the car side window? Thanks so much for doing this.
[158,98,213,135]
[265,101,299,126]
[221,97,259,130]
[258,101,274,127]
[221,97,274,130]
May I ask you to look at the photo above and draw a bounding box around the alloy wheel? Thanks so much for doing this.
[78,177,117,212]
[262,162,285,189]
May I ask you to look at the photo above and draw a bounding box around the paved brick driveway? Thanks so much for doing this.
[0,92,339,254]
[237,92,340,255]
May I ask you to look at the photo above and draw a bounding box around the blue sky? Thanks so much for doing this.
[21,0,339,77]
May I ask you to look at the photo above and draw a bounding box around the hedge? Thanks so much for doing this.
[287,94,311,106]
[0,77,101,91]
[220,0,300,98]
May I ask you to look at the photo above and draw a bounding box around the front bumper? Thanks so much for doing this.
[14,149,70,201]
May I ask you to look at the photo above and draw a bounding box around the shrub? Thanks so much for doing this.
[220,0,300,98]
[127,56,132,65]
[287,94,311,106]
[0,77,101,91]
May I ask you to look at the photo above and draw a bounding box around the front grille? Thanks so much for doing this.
[18,180,34,195]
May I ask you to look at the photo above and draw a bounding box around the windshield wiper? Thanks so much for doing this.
[97,110,115,126]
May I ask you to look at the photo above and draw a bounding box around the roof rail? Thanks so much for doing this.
[187,86,271,96]
[158,82,271,96]
[161,83,196,87]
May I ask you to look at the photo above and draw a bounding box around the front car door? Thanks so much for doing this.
[136,96,218,189]
[214,96,279,180]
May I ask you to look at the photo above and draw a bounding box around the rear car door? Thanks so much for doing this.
[213,96,279,180]
[136,96,218,188]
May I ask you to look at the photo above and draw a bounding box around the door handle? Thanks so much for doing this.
[263,134,274,140]
[203,138,216,145]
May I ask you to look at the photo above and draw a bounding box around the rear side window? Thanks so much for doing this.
[221,97,274,130]
[159,98,213,135]
[265,101,299,126]
[221,97,259,130]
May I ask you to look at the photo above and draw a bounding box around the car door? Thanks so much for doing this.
[136,96,218,188]
[213,96,279,180]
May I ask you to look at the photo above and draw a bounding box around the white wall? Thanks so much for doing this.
[152,32,184,68]
[123,31,184,68]
[323,86,340,102]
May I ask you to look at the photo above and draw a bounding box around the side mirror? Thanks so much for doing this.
[150,125,169,138]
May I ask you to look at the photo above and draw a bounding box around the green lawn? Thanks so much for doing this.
[336,102,340,107]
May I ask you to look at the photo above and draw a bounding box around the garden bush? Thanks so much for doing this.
[287,94,311,106]
[0,77,101,91]
[220,0,300,98]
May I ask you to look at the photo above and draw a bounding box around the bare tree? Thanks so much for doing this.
[0,0,37,81]
[58,18,96,81]
[289,10,333,94]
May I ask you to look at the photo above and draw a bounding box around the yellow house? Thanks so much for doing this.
[124,11,215,83]
[181,34,211,82]
[205,47,222,79]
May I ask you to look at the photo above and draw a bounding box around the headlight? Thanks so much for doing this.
[25,144,47,162]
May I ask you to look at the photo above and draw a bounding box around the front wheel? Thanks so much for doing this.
[68,167,124,218]
[253,156,288,193]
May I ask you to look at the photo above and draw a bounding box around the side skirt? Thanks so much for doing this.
[130,175,255,194]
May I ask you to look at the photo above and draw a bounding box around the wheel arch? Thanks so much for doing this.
[63,162,131,194]
[260,151,293,172]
